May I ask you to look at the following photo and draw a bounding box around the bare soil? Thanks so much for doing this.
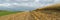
[0,11,59,20]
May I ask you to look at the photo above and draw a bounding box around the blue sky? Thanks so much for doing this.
[0,0,60,11]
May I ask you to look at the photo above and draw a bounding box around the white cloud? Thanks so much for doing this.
[35,0,39,2]
[0,4,5,6]
[21,0,29,1]
[0,0,60,8]
[4,3,11,6]
[54,0,60,3]
[0,3,11,8]
[6,0,10,1]
[0,3,37,8]
[13,0,34,2]
[0,4,8,6]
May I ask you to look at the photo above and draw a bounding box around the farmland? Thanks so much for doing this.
[0,10,23,16]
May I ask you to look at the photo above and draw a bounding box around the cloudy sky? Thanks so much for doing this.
[0,0,60,10]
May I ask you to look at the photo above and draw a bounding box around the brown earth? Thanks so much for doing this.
[0,11,59,20]
[0,4,60,20]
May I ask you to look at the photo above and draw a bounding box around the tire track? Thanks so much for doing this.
[31,12,41,20]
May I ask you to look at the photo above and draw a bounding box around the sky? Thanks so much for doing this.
[0,0,60,11]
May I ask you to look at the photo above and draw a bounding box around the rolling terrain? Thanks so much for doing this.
[0,4,60,20]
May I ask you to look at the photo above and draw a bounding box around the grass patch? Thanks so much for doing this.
[0,11,17,16]
[0,10,23,16]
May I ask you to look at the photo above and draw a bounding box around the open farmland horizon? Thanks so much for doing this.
[0,4,60,20]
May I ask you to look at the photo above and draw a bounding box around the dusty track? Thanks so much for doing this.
[0,11,59,20]
[0,12,33,20]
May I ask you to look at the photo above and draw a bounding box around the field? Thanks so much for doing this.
[0,10,23,16]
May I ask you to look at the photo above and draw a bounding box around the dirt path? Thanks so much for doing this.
[0,11,60,20]
[0,12,33,20]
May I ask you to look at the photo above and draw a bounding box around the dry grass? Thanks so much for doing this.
[31,4,60,20]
